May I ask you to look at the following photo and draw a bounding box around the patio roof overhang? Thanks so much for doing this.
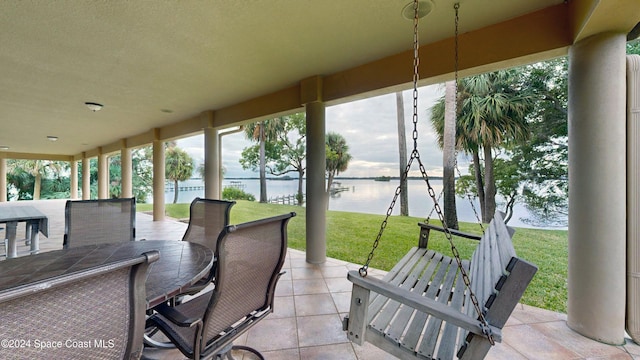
[0,0,638,160]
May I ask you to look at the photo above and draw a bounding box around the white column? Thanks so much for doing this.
[627,54,640,344]
[98,152,108,199]
[306,101,326,264]
[82,157,90,200]
[153,135,165,221]
[121,147,133,198]
[204,127,220,199]
[70,160,78,199]
[567,32,627,345]
[0,157,6,202]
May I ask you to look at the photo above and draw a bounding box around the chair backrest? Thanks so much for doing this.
[64,198,136,248]
[0,250,159,360]
[182,197,235,251]
[200,212,295,353]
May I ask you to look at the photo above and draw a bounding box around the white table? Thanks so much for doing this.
[0,206,48,258]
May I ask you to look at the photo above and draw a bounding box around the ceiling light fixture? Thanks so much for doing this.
[401,0,433,20]
[85,102,103,112]
[0,146,9,150]
[47,136,58,142]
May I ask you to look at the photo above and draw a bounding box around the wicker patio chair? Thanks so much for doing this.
[63,197,136,248]
[178,197,235,295]
[144,212,295,360]
[0,250,159,360]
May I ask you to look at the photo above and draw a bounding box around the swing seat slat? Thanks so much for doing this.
[344,211,537,360]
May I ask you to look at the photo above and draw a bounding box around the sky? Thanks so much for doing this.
[177,84,471,178]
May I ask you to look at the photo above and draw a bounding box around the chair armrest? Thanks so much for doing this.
[346,270,502,341]
[154,303,202,328]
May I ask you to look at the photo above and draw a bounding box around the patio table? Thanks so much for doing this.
[0,205,48,258]
[0,240,214,309]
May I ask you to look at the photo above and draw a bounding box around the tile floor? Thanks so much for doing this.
[2,199,640,359]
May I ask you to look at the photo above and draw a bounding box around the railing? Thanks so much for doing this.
[268,193,305,205]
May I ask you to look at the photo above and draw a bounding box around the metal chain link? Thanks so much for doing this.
[452,4,484,231]
[359,1,493,345]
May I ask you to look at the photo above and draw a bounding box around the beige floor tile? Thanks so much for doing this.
[297,314,349,347]
[325,276,353,293]
[291,258,316,268]
[292,278,329,295]
[510,303,568,324]
[319,265,350,278]
[245,317,299,352]
[486,341,529,360]
[275,279,294,296]
[291,266,324,280]
[331,291,353,314]
[271,295,296,318]
[532,321,629,358]
[625,337,640,357]
[299,343,358,360]
[295,293,338,316]
[261,348,301,360]
[351,341,399,360]
[503,324,581,359]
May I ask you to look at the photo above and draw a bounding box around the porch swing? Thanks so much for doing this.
[342,2,538,360]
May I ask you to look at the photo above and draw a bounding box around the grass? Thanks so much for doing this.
[138,200,568,313]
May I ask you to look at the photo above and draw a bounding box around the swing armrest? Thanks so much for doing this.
[418,223,482,241]
[346,270,502,342]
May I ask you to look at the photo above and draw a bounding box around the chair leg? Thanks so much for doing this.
[215,343,265,360]
[231,345,265,360]
[143,325,176,349]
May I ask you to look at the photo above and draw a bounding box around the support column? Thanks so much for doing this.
[0,157,6,202]
[98,150,108,199]
[121,146,133,198]
[303,76,326,264]
[70,160,78,199]
[204,127,220,199]
[153,131,165,221]
[567,32,627,345]
[306,102,326,264]
[82,157,90,200]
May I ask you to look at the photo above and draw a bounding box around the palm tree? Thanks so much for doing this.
[7,160,63,200]
[244,119,284,202]
[396,92,409,216]
[431,70,533,223]
[165,146,194,204]
[325,132,352,209]
[442,81,459,229]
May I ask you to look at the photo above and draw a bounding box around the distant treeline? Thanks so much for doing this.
[222,176,445,181]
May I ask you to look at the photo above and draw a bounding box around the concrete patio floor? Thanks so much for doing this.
[1,199,639,359]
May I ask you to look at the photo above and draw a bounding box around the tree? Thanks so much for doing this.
[7,160,65,200]
[510,58,568,226]
[431,70,533,223]
[108,147,154,201]
[396,92,409,216]
[243,119,284,202]
[165,146,194,204]
[442,81,459,228]
[240,113,306,205]
[325,132,352,208]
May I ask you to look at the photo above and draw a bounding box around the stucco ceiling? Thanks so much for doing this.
[0,0,634,157]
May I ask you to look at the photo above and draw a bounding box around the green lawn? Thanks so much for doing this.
[138,200,568,313]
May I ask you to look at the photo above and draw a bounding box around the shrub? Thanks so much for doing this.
[222,187,255,201]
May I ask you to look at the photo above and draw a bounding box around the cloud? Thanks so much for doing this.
[177,84,464,179]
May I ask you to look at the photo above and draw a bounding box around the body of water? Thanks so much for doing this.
[164,178,561,229]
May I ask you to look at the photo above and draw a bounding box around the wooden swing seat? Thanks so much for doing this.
[344,211,537,360]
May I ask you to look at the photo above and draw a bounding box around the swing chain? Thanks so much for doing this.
[359,1,494,345]
[452,2,483,232]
